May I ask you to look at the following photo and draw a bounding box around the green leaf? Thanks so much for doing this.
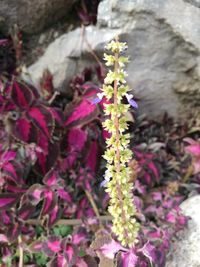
[36,225,44,236]
[52,225,72,237]
[79,250,86,257]
[35,252,48,266]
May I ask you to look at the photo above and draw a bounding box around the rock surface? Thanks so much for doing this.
[184,0,200,8]
[165,195,200,267]
[0,0,76,34]
[27,0,200,118]
[25,26,121,91]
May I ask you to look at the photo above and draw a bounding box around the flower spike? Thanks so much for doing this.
[102,37,140,247]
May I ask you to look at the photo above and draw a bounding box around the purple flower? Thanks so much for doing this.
[125,93,138,109]
[100,179,108,187]
[100,170,111,187]
[90,92,104,105]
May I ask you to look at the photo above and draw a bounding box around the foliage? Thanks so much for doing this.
[0,36,199,266]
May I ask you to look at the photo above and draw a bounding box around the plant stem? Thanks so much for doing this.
[26,215,112,226]
[84,189,103,228]
[18,235,23,267]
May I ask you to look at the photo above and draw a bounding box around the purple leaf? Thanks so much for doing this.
[165,211,176,224]
[139,241,156,265]
[27,184,44,205]
[41,189,57,216]
[48,204,60,227]
[147,162,159,182]
[1,151,16,162]
[43,236,61,257]
[184,138,200,156]
[57,188,72,202]
[0,193,20,210]
[100,239,125,259]
[35,134,59,174]
[67,127,87,152]
[18,203,35,220]
[13,117,31,142]
[47,254,67,267]
[117,250,138,267]
[65,99,99,127]
[0,211,12,225]
[28,106,53,138]
[7,223,20,241]
[43,170,60,187]
[11,80,34,110]
[85,140,98,173]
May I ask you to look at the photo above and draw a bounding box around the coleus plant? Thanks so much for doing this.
[0,57,105,265]
[0,35,192,266]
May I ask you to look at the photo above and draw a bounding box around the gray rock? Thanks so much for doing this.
[26,0,200,118]
[0,0,76,34]
[165,195,200,267]
[184,0,200,8]
[98,0,200,117]
[25,26,121,91]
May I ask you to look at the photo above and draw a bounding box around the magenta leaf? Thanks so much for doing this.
[35,134,59,174]
[67,127,87,152]
[63,243,78,264]
[2,161,24,184]
[11,80,34,110]
[43,236,61,257]
[84,140,98,173]
[48,204,60,227]
[117,250,138,267]
[27,184,45,205]
[1,151,16,162]
[147,162,159,183]
[48,253,67,267]
[13,117,32,142]
[43,169,60,187]
[100,239,125,259]
[41,189,57,216]
[18,203,35,220]
[7,223,20,241]
[139,241,156,265]
[57,188,72,202]
[65,99,99,127]
[0,193,20,210]
[28,105,53,138]
[0,211,12,225]
[184,138,200,156]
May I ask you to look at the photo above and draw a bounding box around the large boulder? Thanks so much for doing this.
[185,0,200,8]
[0,0,77,34]
[165,195,200,267]
[26,0,200,118]
[25,26,121,92]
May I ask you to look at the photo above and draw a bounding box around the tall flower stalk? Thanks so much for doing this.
[100,38,140,247]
